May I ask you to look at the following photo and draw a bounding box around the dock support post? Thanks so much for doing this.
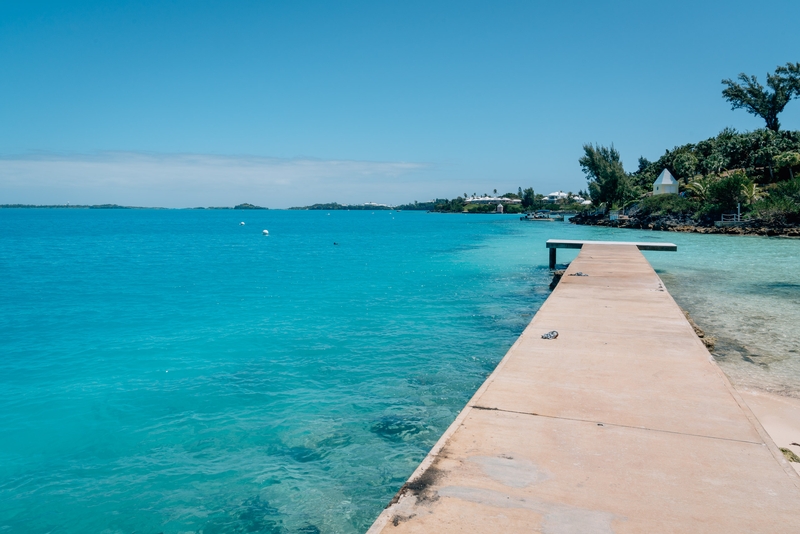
[549,247,556,270]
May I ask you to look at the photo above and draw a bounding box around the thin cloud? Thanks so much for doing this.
[0,151,430,208]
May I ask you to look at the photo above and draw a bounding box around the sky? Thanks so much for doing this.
[1,0,799,208]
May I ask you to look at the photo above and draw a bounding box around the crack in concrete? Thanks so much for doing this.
[471,404,764,446]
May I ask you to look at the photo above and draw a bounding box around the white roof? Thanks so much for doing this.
[547,191,568,197]
[465,196,521,202]
[653,169,677,186]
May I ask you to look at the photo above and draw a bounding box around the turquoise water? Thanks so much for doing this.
[1,209,798,533]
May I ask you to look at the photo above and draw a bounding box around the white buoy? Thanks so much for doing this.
[262,230,269,236]
[240,222,245,225]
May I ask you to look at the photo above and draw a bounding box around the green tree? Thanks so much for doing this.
[775,151,800,180]
[521,187,535,209]
[707,171,750,212]
[684,176,714,201]
[722,63,800,131]
[741,182,766,205]
[579,144,638,208]
[672,151,699,181]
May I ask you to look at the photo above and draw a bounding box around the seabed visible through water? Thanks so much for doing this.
[0,209,798,533]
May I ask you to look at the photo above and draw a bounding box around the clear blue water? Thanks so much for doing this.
[1,209,798,533]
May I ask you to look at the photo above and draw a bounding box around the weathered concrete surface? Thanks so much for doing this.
[739,389,800,476]
[368,244,800,533]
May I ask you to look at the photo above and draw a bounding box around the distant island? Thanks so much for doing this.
[231,203,268,210]
[1,204,147,209]
[1,203,268,210]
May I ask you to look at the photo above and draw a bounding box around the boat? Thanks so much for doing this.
[520,210,555,221]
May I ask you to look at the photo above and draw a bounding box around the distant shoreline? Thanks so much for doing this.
[0,203,269,210]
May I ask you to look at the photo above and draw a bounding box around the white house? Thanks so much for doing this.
[544,191,569,203]
[653,169,679,195]
[465,196,522,204]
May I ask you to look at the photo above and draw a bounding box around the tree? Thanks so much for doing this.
[775,151,800,180]
[672,151,699,181]
[579,144,638,208]
[684,176,714,202]
[707,171,749,212]
[741,182,766,205]
[521,187,535,209]
[721,63,800,131]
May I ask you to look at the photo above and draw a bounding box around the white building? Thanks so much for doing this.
[652,169,679,195]
[465,196,522,204]
[544,191,569,203]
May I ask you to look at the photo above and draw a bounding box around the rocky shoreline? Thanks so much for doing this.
[570,212,800,237]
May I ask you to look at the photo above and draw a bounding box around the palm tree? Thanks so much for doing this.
[684,176,714,201]
[741,182,766,205]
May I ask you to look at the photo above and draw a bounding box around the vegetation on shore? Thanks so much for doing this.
[430,188,587,214]
[290,189,589,213]
[574,62,800,231]
[289,202,422,210]
[1,203,268,210]
[232,203,268,210]
[1,203,141,209]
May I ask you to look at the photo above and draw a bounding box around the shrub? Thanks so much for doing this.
[635,194,697,217]
[463,203,496,213]
[753,177,800,222]
[705,171,750,215]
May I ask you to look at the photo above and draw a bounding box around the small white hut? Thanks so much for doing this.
[653,169,679,195]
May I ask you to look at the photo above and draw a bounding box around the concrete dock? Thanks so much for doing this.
[368,243,800,533]
[546,239,677,269]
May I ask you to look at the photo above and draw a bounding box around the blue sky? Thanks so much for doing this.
[1,0,799,207]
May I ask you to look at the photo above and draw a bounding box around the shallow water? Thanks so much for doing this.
[0,209,797,533]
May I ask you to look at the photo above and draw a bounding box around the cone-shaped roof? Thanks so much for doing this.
[653,168,677,185]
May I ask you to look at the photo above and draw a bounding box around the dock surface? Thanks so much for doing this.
[368,244,800,533]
